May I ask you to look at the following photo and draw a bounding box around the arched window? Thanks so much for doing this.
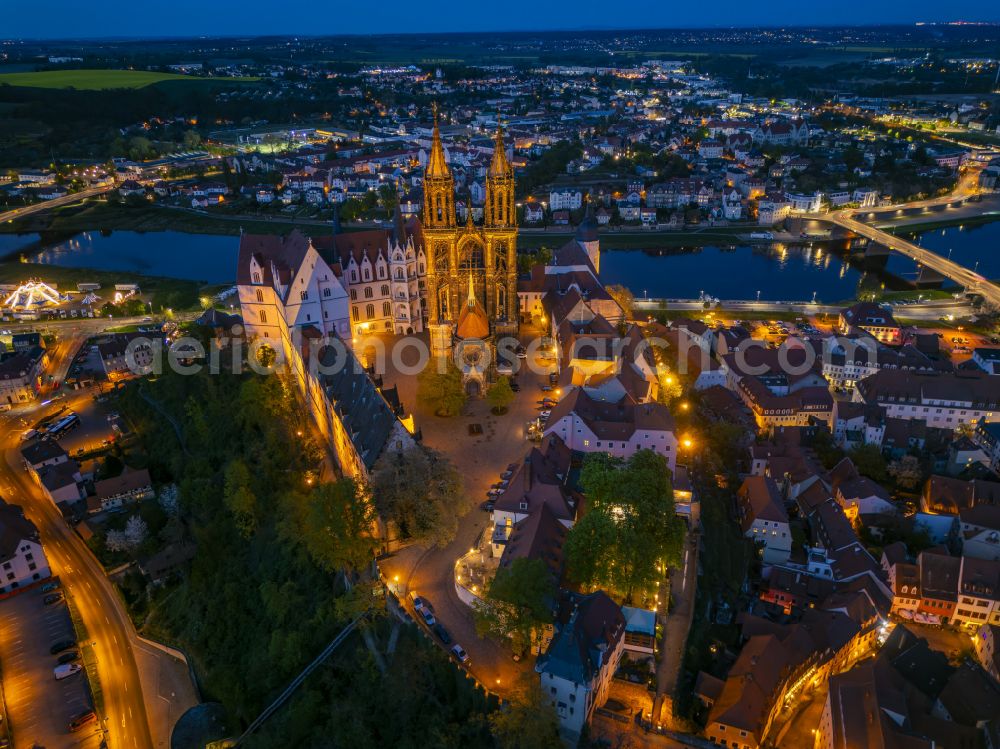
[364,287,373,299]
[350,288,357,301]
[252,272,261,284]
[377,265,386,279]
[459,241,484,272]
[419,262,425,274]
[363,267,371,282]
[259,310,267,324]
[381,284,390,296]
[352,306,359,321]
[366,304,375,319]
[394,268,404,280]
[350,270,358,283]
[383,301,391,316]
[255,289,264,303]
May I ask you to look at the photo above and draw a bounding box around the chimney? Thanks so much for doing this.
[524,455,532,493]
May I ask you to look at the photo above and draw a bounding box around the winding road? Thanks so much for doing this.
[0,324,153,749]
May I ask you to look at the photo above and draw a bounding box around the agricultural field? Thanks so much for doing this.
[0,69,257,90]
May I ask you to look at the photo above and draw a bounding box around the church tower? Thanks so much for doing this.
[483,120,519,339]
[424,104,458,356]
[424,108,519,361]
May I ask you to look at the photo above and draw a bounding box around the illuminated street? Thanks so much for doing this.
[0,330,154,749]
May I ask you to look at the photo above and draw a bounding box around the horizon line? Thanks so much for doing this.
[4,20,1000,43]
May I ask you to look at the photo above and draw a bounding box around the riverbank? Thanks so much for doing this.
[0,200,759,249]
[882,212,1000,236]
[873,195,1000,234]
[0,200,307,238]
[517,226,751,250]
[0,261,225,311]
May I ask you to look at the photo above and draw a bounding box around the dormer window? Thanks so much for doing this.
[252,272,261,284]
[363,268,371,282]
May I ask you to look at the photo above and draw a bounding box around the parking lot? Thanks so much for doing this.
[0,587,102,748]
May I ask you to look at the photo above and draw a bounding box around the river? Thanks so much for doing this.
[5,230,237,284]
[3,219,999,300]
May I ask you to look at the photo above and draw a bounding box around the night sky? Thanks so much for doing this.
[5,0,1000,38]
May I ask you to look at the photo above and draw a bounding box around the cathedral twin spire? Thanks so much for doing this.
[422,106,513,229]
[426,102,451,180]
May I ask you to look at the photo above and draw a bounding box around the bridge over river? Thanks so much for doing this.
[802,181,1000,308]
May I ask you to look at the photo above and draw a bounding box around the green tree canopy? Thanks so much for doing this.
[417,356,467,417]
[297,479,377,574]
[369,447,463,547]
[605,284,635,320]
[564,450,684,603]
[849,444,889,484]
[489,675,563,749]
[487,375,515,415]
[474,557,557,657]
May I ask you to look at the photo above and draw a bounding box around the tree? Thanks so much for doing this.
[97,453,124,480]
[564,450,684,603]
[649,343,684,403]
[182,129,202,150]
[299,479,376,574]
[474,558,557,656]
[856,274,884,302]
[223,459,259,538]
[158,484,180,516]
[369,447,462,547]
[606,284,635,320]
[127,136,156,161]
[489,675,563,749]
[124,515,148,548]
[255,343,277,369]
[888,455,923,489]
[417,357,467,417]
[107,515,148,553]
[849,444,889,484]
[487,376,515,415]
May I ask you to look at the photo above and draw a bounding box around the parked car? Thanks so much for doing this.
[434,624,452,645]
[539,410,552,419]
[49,639,76,655]
[409,593,427,612]
[43,593,64,606]
[69,711,97,732]
[40,580,60,593]
[450,644,469,664]
[420,608,437,628]
[57,651,80,665]
[54,663,82,680]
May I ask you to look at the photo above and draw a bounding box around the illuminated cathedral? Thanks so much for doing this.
[424,107,520,391]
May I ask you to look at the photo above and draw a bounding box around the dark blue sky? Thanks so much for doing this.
[5,0,999,38]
